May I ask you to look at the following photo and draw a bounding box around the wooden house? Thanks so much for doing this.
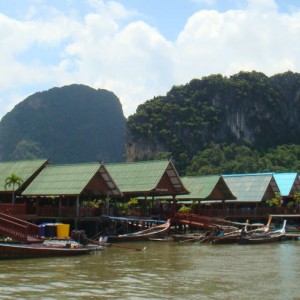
[105,160,188,216]
[0,159,49,215]
[105,160,188,199]
[223,173,280,209]
[21,162,121,222]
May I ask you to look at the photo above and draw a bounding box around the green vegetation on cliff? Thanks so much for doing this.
[0,84,126,163]
[1,71,299,175]
[127,71,300,174]
[187,144,300,175]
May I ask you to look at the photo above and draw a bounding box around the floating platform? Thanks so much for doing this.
[285,233,300,240]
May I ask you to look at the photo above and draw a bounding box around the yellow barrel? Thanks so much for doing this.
[56,224,70,239]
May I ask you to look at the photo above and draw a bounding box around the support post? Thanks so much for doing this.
[76,195,79,218]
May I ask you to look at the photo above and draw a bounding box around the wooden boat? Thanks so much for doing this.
[206,223,264,244]
[239,232,284,244]
[148,237,174,242]
[239,220,286,245]
[105,219,171,243]
[0,242,97,259]
[210,231,242,244]
[172,233,205,243]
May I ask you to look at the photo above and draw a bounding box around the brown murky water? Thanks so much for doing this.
[0,240,299,299]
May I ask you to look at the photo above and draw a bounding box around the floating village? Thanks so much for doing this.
[0,159,299,258]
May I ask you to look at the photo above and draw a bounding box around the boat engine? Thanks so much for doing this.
[71,230,89,245]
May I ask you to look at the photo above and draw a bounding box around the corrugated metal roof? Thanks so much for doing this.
[178,176,221,199]
[22,162,107,196]
[106,160,170,193]
[157,175,236,201]
[105,160,188,195]
[223,173,279,202]
[0,159,48,192]
[272,173,299,196]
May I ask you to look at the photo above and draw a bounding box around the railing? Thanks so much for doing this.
[37,206,101,218]
[0,203,26,215]
[0,212,40,241]
[1,203,299,220]
[171,212,217,229]
[173,212,215,222]
[0,213,40,237]
[0,203,102,218]
[191,207,299,218]
[0,216,29,242]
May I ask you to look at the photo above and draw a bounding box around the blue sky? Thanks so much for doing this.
[1,0,300,120]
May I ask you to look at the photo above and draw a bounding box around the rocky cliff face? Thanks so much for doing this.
[126,71,300,167]
[0,84,126,163]
[126,139,168,162]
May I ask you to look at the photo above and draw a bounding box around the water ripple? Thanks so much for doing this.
[0,241,299,299]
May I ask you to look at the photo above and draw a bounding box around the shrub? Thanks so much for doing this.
[178,206,192,214]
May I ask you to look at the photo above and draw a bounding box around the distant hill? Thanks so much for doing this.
[2,72,300,174]
[0,84,126,163]
[127,71,300,174]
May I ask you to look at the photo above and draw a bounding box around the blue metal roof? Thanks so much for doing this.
[272,173,298,196]
[223,172,272,177]
[223,172,300,197]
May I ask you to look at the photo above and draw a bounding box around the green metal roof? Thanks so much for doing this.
[179,176,222,199]
[178,175,235,200]
[106,160,169,193]
[106,160,186,195]
[22,162,120,196]
[156,175,235,201]
[0,159,48,192]
[223,174,279,203]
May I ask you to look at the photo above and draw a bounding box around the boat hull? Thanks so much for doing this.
[106,220,171,243]
[211,234,241,244]
[239,234,284,244]
[0,243,94,259]
[172,234,204,242]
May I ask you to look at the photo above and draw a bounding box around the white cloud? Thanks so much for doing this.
[246,0,278,12]
[190,0,216,6]
[174,0,300,84]
[1,0,300,120]
[63,19,174,115]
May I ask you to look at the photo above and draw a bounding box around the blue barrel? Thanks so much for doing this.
[39,224,45,237]
[39,222,49,237]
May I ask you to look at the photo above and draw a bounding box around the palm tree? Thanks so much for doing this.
[4,173,23,204]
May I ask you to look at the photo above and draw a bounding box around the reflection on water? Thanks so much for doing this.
[0,241,299,299]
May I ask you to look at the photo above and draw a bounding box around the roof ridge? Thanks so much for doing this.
[0,159,48,164]
[106,159,169,166]
[223,173,273,177]
[184,175,220,178]
[44,161,101,168]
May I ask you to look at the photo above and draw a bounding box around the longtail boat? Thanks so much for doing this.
[239,232,284,244]
[239,220,287,245]
[0,242,98,259]
[105,219,171,243]
[172,233,205,243]
[205,223,264,244]
[210,231,242,244]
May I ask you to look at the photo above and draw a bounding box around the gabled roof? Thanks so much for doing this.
[272,173,300,196]
[105,160,188,196]
[223,173,279,203]
[173,175,236,201]
[155,175,236,202]
[0,159,48,192]
[22,162,122,197]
